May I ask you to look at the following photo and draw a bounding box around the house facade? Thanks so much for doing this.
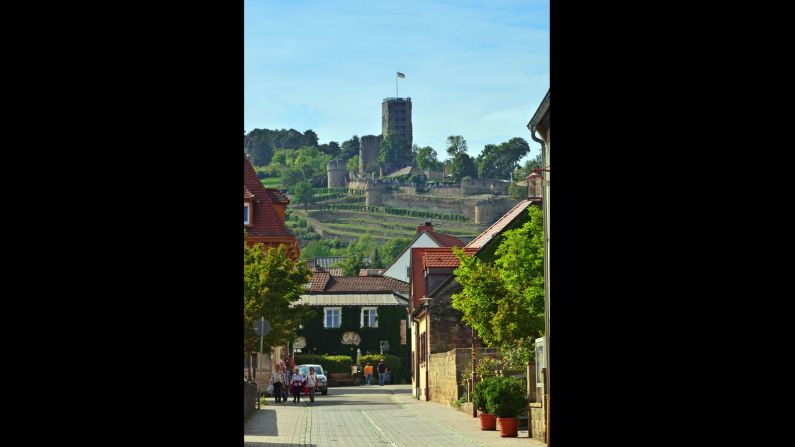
[409,198,542,402]
[528,89,550,443]
[296,274,411,380]
[244,155,299,260]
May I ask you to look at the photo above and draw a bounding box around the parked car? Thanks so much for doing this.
[297,364,328,395]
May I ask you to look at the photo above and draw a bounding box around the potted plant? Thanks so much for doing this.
[473,377,497,430]
[484,376,528,437]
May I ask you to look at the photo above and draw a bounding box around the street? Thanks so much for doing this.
[244,384,544,447]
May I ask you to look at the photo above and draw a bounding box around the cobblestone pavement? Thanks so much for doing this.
[244,384,546,447]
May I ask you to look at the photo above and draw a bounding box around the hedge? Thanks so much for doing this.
[294,354,353,374]
[359,354,402,381]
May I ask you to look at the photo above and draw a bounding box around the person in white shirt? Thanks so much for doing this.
[306,367,319,403]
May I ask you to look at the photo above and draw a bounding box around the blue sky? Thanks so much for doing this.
[245,0,549,163]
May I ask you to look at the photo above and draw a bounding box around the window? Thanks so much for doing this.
[244,202,251,226]
[361,307,378,328]
[324,307,341,328]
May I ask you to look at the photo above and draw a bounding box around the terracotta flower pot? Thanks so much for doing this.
[479,413,497,431]
[498,417,518,437]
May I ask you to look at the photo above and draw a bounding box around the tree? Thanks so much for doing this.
[244,242,312,354]
[318,141,340,158]
[347,155,360,173]
[448,152,478,182]
[292,181,314,211]
[302,129,319,148]
[340,135,360,161]
[476,137,530,180]
[446,135,468,158]
[245,129,275,166]
[451,206,544,349]
[371,247,383,268]
[337,243,367,276]
[382,237,411,266]
[414,145,442,171]
[379,131,411,166]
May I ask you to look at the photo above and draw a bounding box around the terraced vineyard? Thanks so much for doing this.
[264,179,490,244]
[292,208,485,244]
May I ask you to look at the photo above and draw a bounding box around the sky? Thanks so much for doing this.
[245,0,549,163]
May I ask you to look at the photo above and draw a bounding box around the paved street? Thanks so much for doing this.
[245,384,545,447]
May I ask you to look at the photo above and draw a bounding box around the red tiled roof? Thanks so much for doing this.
[465,199,533,249]
[308,272,331,292]
[423,247,478,268]
[425,230,464,247]
[265,189,289,204]
[321,276,409,294]
[244,157,291,238]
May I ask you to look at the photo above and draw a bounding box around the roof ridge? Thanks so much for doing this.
[465,199,531,248]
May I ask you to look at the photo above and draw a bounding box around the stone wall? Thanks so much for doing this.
[530,403,546,442]
[461,178,510,195]
[359,135,381,175]
[382,193,478,220]
[428,348,472,407]
[474,197,519,224]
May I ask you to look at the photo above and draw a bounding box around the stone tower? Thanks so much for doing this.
[364,181,385,207]
[382,97,412,149]
[327,159,348,187]
[359,134,382,176]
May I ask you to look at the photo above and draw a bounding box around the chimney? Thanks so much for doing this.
[416,221,433,235]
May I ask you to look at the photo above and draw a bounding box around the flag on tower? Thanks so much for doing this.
[397,72,405,78]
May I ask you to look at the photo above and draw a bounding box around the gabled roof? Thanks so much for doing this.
[425,230,464,248]
[465,199,533,249]
[311,275,409,294]
[423,247,478,268]
[244,157,291,238]
[385,166,414,177]
[308,272,331,292]
[381,227,463,277]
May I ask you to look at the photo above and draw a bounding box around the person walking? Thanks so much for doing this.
[271,365,285,404]
[377,359,387,386]
[364,362,373,386]
[290,367,304,403]
[306,367,319,403]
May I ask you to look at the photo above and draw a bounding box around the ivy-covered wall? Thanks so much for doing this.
[297,305,412,381]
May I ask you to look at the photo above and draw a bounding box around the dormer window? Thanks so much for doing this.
[244,201,252,226]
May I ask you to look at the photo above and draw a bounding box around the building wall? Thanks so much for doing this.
[382,98,412,148]
[428,348,470,407]
[530,403,546,442]
[359,135,381,175]
[383,232,439,282]
[461,178,510,195]
[416,312,429,400]
[327,159,348,187]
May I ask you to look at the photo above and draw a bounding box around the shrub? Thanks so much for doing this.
[483,376,528,418]
[294,354,353,374]
[360,354,401,380]
[473,378,493,413]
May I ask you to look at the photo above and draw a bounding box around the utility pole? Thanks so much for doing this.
[472,327,477,418]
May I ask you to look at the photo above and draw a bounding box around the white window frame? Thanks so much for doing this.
[324,307,342,328]
[361,307,378,328]
[244,202,251,226]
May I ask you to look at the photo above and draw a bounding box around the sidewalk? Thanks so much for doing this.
[389,388,546,447]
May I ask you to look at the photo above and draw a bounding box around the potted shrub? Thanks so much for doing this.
[484,376,528,437]
[473,377,497,430]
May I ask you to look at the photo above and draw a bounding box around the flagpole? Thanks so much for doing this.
[396,72,398,98]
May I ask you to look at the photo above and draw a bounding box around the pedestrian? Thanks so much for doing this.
[306,367,319,403]
[377,359,387,386]
[290,367,304,403]
[364,362,373,386]
[271,364,284,404]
